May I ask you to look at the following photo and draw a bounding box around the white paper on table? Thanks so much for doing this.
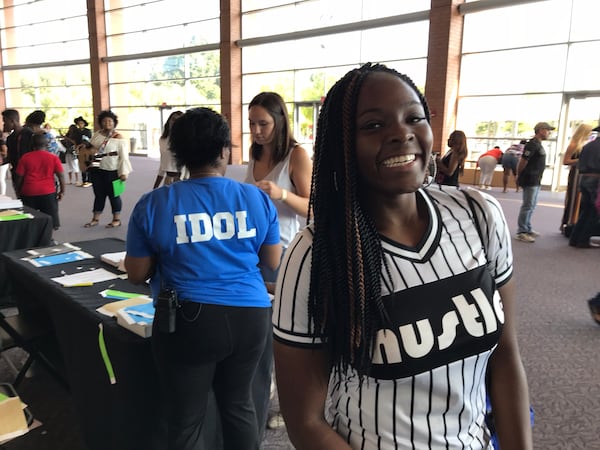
[51,268,119,287]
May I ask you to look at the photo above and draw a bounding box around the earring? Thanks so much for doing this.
[423,154,437,188]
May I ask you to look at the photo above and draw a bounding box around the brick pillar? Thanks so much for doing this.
[87,0,110,128]
[220,0,243,164]
[425,0,464,154]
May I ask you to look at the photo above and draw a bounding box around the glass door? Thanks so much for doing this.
[294,101,321,157]
[552,95,600,190]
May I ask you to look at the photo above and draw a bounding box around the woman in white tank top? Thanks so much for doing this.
[245,91,313,272]
[245,91,313,438]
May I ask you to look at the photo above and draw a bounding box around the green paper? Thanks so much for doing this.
[98,323,116,384]
[0,213,31,221]
[105,289,143,299]
[112,179,126,197]
[0,392,8,402]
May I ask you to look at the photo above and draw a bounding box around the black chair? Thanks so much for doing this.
[0,310,69,391]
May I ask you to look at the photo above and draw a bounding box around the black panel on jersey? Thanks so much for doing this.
[368,266,502,380]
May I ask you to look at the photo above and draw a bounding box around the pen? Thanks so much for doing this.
[66,282,94,287]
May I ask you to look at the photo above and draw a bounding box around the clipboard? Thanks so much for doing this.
[112,179,126,197]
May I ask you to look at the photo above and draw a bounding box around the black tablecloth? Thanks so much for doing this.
[2,237,225,450]
[0,206,53,304]
[2,238,164,450]
[0,206,53,253]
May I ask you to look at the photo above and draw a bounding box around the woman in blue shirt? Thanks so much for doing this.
[125,107,281,450]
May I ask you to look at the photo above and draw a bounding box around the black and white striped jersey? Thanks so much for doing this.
[273,186,512,449]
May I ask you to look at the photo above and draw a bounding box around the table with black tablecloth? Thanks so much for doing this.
[1,237,223,450]
[0,206,52,304]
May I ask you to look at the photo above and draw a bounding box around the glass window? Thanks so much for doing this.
[361,0,431,19]
[457,94,562,134]
[242,72,295,103]
[0,0,87,26]
[242,0,430,37]
[360,22,428,61]
[381,59,427,92]
[104,0,219,33]
[564,41,600,91]
[106,19,220,55]
[462,1,571,53]
[243,0,295,12]
[3,64,92,132]
[292,67,352,102]
[456,93,561,172]
[110,77,220,108]
[0,9,89,66]
[2,37,90,66]
[108,51,220,84]
[243,33,362,73]
[242,1,363,38]
[459,46,568,96]
[569,0,600,41]
[104,1,220,56]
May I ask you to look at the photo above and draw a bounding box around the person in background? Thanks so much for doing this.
[15,133,65,231]
[125,107,281,450]
[153,110,184,189]
[2,109,34,195]
[477,145,503,190]
[73,116,93,187]
[436,129,468,186]
[43,122,63,156]
[24,110,46,136]
[515,122,554,243]
[245,92,312,275]
[273,63,532,450]
[62,124,82,185]
[245,91,313,433]
[83,110,132,229]
[502,140,526,193]
[560,123,593,235]
[569,125,600,249]
[0,134,8,196]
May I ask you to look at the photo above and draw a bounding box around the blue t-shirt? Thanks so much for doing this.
[126,176,280,307]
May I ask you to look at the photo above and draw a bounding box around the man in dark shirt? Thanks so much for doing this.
[2,108,34,196]
[569,125,600,248]
[515,121,554,242]
[73,116,93,186]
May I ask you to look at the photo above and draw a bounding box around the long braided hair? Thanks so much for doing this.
[308,63,431,379]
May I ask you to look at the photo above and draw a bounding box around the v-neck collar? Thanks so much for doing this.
[380,188,441,262]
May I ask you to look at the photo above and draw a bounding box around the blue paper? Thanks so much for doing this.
[123,302,155,324]
[30,250,93,267]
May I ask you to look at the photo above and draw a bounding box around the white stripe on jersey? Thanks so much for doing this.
[273,186,511,449]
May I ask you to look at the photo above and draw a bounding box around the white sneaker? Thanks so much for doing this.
[515,232,535,243]
[267,412,285,429]
[528,230,540,237]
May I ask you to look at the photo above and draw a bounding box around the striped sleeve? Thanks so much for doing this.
[464,188,513,287]
[272,225,325,347]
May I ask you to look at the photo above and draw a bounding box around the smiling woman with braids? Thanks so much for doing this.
[272,63,532,450]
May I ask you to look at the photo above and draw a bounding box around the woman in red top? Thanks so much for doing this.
[15,133,65,230]
[477,146,503,190]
